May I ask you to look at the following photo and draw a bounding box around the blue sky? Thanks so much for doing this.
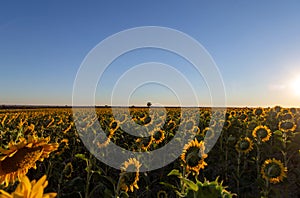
[1,1,300,107]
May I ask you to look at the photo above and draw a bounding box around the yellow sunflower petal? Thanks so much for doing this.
[0,190,12,198]
[42,193,57,198]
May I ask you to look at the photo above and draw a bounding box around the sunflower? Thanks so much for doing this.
[114,113,128,124]
[157,190,168,198]
[109,119,120,132]
[192,126,200,134]
[0,135,58,187]
[181,139,208,174]
[119,158,142,193]
[202,127,215,140]
[63,162,73,178]
[235,137,254,154]
[277,112,294,121]
[62,124,72,134]
[153,129,165,144]
[278,120,297,133]
[24,124,35,135]
[254,108,264,116]
[0,175,57,198]
[136,136,153,151]
[224,120,231,129]
[95,132,111,149]
[184,119,196,131]
[252,125,272,142]
[166,120,176,131]
[261,158,287,184]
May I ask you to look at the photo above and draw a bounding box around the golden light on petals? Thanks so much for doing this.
[0,135,58,187]
[252,125,272,142]
[261,158,287,184]
[119,158,142,193]
[0,175,57,198]
[181,139,208,174]
[235,137,254,154]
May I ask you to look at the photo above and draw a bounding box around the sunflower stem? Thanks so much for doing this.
[85,153,93,198]
[237,151,241,195]
[181,165,187,194]
[255,141,261,181]
[263,179,269,197]
[116,172,125,197]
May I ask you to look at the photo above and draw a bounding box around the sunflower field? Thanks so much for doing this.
[0,106,300,198]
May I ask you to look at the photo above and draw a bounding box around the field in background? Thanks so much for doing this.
[0,107,300,197]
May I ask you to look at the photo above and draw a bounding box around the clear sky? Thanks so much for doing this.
[1,1,300,107]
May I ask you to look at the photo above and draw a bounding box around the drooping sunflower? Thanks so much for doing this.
[252,125,272,142]
[181,139,208,174]
[0,135,58,187]
[119,158,142,193]
[235,137,254,154]
[0,175,57,198]
[153,129,165,144]
[278,120,297,133]
[261,158,287,184]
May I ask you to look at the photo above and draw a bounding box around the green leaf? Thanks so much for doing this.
[167,169,181,177]
[180,177,198,191]
[273,130,282,136]
[159,182,178,190]
[75,154,88,162]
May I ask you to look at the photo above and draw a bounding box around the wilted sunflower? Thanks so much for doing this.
[153,129,165,144]
[235,137,254,154]
[119,158,142,193]
[252,125,272,142]
[278,120,297,133]
[0,175,57,198]
[0,135,58,187]
[261,158,287,184]
[181,139,208,174]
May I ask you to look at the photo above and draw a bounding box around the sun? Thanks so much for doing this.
[290,76,300,96]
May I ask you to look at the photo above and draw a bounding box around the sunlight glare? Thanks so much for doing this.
[291,76,300,96]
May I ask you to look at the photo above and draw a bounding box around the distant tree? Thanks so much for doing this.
[147,102,152,108]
